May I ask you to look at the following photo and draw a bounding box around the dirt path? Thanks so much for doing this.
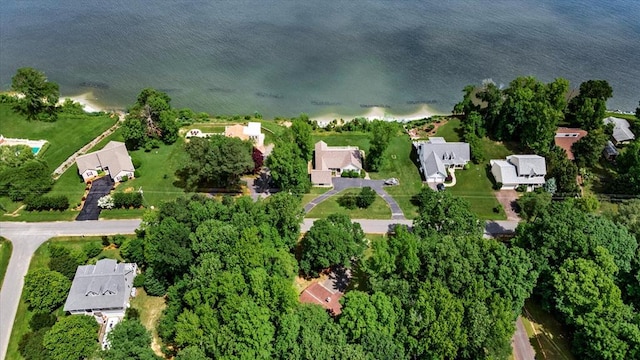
[52,112,125,179]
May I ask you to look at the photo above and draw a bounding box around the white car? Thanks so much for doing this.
[384,178,399,186]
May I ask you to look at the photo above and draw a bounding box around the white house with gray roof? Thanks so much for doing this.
[311,141,363,186]
[413,138,470,183]
[63,259,137,321]
[490,155,546,190]
[75,141,135,182]
[604,116,636,145]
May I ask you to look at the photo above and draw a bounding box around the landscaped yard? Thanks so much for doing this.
[435,120,511,220]
[130,289,166,357]
[0,238,12,288]
[306,189,392,219]
[0,103,118,171]
[6,236,131,360]
[301,187,331,206]
[312,131,424,219]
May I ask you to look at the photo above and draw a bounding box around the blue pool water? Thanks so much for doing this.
[31,147,40,155]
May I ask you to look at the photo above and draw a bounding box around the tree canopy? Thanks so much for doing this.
[103,319,160,360]
[43,315,99,360]
[11,67,60,121]
[178,135,254,190]
[23,269,71,312]
[122,88,179,149]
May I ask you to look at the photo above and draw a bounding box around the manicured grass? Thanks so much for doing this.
[301,187,330,207]
[370,135,424,219]
[306,188,391,219]
[435,118,462,142]
[130,289,166,357]
[448,165,506,220]
[0,103,118,170]
[523,300,575,360]
[0,238,13,289]
[605,111,637,121]
[1,209,79,222]
[312,131,371,150]
[6,236,130,360]
[99,208,147,220]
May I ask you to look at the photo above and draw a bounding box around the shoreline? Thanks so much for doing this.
[55,91,449,122]
[310,104,447,124]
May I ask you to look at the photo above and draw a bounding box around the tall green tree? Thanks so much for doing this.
[367,121,396,171]
[567,80,613,130]
[0,159,52,201]
[412,187,482,238]
[123,88,179,149]
[291,117,314,162]
[266,140,310,194]
[572,128,608,168]
[11,67,59,121]
[103,319,160,360]
[264,192,304,250]
[299,214,365,277]
[43,315,99,360]
[178,136,254,190]
[23,269,71,312]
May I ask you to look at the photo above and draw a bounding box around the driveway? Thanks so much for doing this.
[0,219,141,360]
[76,176,114,221]
[494,190,521,221]
[303,177,406,220]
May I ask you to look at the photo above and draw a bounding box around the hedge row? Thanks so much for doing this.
[113,192,143,209]
[25,195,69,211]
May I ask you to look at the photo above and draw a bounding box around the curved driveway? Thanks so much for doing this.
[304,178,406,220]
[0,219,141,360]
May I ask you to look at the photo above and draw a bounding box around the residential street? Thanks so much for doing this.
[512,316,536,360]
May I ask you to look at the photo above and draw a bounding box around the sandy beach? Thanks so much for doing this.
[58,91,105,113]
[311,104,446,124]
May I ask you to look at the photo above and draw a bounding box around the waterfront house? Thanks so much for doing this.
[76,141,135,183]
[490,155,546,190]
[554,128,587,160]
[310,141,363,186]
[604,116,636,145]
[413,137,470,183]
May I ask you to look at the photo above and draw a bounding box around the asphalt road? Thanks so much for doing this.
[0,219,141,360]
[512,316,536,360]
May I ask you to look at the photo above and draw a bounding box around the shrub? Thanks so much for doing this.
[515,185,527,192]
[133,273,146,288]
[97,194,114,209]
[120,175,129,182]
[83,242,103,258]
[125,307,140,320]
[25,195,69,211]
[341,170,360,178]
[338,193,358,209]
[131,157,142,169]
[113,192,143,209]
[356,187,376,209]
[493,182,503,190]
[102,236,111,246]
[134,170,141,178]
[29,312,57,331]
[111,235,126,248]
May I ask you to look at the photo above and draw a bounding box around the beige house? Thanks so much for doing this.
[310,141,363,186]
[76,141,135,182]
[225,122,265,148]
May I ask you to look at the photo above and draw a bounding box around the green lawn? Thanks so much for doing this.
[6,236,130,360]
[369,135,423,219]
[605,111,637,121]
[306,189,392,219]
[312,131,371,150]
[0,103,118,171]
[130,289,166,357]
[0,238,12,289]
[301,187,331,207]
[435,118,462,142]
[523,300,575,360]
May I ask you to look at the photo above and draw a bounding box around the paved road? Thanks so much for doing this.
[0,219,141,360]
[303,178,406,220]
[512,316,536,360]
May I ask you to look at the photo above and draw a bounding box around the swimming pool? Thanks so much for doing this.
[31,147,41,155]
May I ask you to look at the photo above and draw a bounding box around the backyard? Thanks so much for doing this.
[306,188,392,219]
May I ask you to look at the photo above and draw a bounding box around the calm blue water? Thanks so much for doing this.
[1,0,639,118]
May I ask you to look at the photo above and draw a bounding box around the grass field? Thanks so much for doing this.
[306,189,392,219]
[6,236,131,360]
[0,238,12,289]
[0,103,118,171]
[435,118,462,141]
[301,187,331,207]
[522,300,575,360]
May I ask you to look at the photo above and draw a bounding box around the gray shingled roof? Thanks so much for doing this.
[604,117,636,143]
[63,259,136,313]
[413,139,470,179]
[506,155,546,176]
[76,141,135,180]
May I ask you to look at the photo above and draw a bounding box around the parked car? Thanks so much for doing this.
[384,178,399,186]
[436,183,445,191]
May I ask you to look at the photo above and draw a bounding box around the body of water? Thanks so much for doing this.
[1,0,639,118]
